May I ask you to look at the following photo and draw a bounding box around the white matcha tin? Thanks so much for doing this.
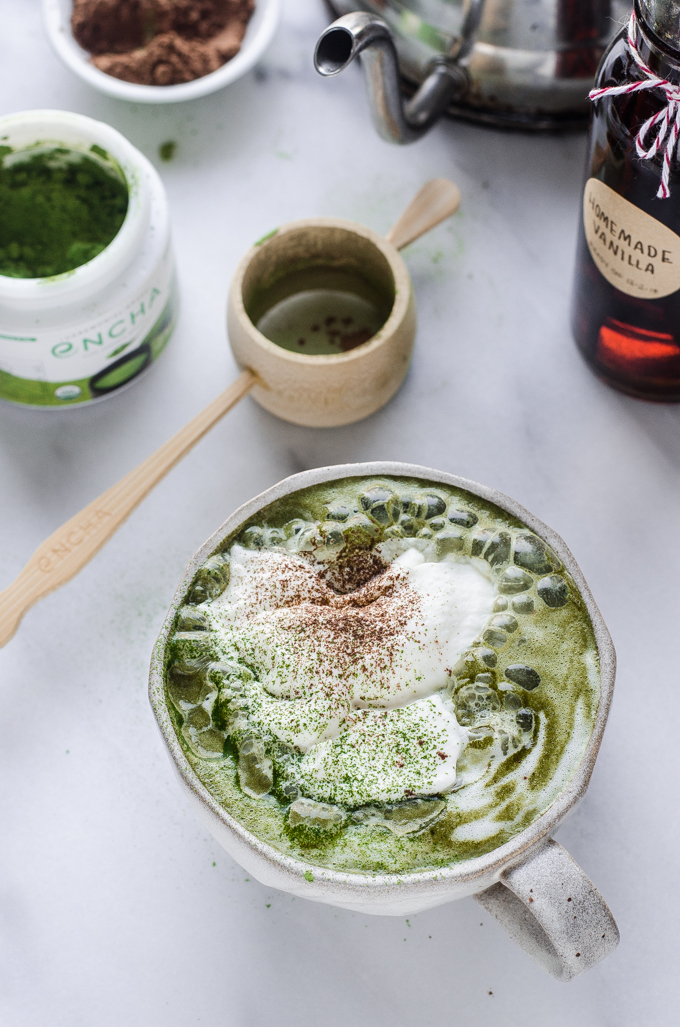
[0,110,177,408]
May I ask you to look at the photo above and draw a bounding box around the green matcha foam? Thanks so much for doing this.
[164,476,600,874]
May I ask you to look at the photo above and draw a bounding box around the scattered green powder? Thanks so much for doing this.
[159,141,177,162]
[0,147,128,279]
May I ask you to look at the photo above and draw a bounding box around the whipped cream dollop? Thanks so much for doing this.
[208,544,495,805]
[295,695,465,806]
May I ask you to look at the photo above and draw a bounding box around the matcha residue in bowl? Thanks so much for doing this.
[0,146,128,279]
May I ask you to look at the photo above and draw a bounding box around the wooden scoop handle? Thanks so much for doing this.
[386,178,461,251]
[0,370,256,648]
[0,181,461,648]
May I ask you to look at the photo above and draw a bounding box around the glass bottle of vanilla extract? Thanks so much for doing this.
[571,0,680,400]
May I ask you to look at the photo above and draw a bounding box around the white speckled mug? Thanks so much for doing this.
[149,462,619,981]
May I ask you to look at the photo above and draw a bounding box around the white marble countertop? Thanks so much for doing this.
[1,2,678,1024]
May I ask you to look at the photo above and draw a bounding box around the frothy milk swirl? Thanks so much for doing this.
[208,544,494,804]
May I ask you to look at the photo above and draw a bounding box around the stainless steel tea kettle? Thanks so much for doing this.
[315,0,631,139]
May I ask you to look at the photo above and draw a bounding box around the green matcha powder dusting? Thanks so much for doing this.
[0,146,128,279]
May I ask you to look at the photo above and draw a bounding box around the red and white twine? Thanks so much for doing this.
[590,10,680,199]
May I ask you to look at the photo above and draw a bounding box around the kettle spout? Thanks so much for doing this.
[314,12,468,144]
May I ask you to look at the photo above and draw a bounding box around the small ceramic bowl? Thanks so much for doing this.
[227,217,416,427]
[42,0,281,104]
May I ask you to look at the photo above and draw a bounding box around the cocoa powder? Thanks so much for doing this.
[71,0,255,86]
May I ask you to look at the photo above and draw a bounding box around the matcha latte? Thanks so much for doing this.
[162,476,600,875]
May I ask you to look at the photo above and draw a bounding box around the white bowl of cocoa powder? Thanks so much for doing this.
[43,0,281,103]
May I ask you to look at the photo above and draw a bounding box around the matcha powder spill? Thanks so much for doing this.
[0,147,128,279]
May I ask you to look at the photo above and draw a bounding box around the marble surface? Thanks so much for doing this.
[1,2,678,1024]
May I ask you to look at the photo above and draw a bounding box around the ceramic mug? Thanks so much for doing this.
[149,462,619,981]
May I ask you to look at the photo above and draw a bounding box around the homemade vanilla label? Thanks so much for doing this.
[583,177,680,299]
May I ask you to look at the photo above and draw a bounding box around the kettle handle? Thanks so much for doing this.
[448,0,486,63]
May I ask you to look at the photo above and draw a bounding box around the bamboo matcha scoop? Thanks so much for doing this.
[0,178,461,647]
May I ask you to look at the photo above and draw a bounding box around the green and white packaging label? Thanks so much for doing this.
[0,255,176,407]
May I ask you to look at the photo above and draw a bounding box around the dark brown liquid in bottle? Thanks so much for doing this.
[571,13,680,401]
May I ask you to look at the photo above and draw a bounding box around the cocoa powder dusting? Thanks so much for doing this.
[241,550,422,689]
[319,548,387,595]
[72,0,255,86]
[285,567,409,662]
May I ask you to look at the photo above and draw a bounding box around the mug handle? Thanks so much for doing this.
[473,839,619,981]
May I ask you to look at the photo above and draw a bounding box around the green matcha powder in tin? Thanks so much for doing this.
[0,146,129,279]
[0,109,178,408]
